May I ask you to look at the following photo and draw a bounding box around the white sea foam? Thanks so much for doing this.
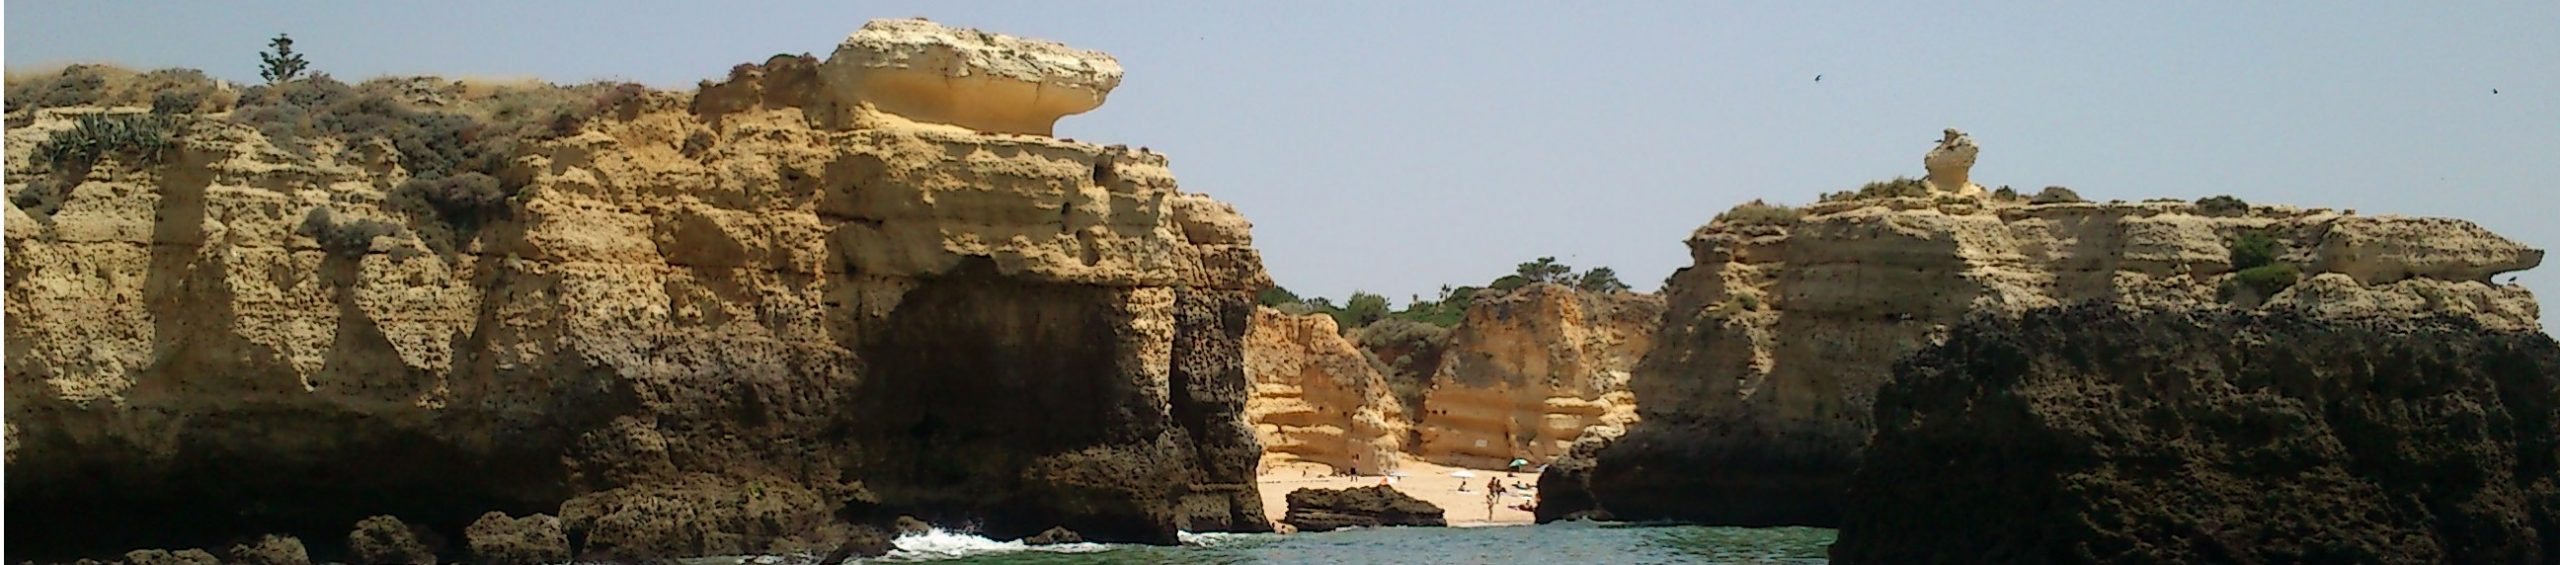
[868,528,1109,562]
[1176,530,1240,547]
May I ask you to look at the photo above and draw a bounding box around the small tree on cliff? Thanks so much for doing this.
[1338,292,1391,329]
[1575,267,1630,293]
[1516,257,1575,285]
[1257,285,1302,307]
[260,33,310,84]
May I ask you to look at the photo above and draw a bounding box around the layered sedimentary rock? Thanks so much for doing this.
[1280,486,1447,532]
[1242,308,1407,473]
[1835,306,2560,563]
[1413,285,1659,468]
[5,19,1269,562]
[817,18,1121,135]
[1543,191,2543,525]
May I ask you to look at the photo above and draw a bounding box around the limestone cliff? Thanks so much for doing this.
[5,19,1270,561]
[1242,308,1406,474]
[1412,285,1659,468]
[1836,306,2560,563]
[1545,191,2543,525]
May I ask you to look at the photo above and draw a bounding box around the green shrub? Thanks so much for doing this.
[1257,286,1303,307]
[1992,186,2020,202]
[35,113,178,170]
[229,76,616,230]
[300,208,406,258]
[2229,232,2283,271]
[1380,285,1477,328]
[2232,263,2301,299]
[2196,195,2249,215]
[1355,318,1450,421]
[1331,291,1391,330]
[150,89,205,115]
[2030,186,2084,204]
[1736,293,1763,311]
[6,64,110,112]
[1714,200,1801,226]
[1857,177,1931,199]
[399,172,507,226]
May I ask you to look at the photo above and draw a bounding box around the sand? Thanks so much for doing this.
[1257,459,1539,529]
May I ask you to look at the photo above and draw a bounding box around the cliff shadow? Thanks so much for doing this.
[846,258,1173,542]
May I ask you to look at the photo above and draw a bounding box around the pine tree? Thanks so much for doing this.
[260,33,309,84]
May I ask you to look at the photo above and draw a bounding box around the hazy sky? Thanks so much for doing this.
[11,2,2557,330]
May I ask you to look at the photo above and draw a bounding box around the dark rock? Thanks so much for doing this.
[1531,435,1611,523]
[1281,486,1446,532]
[224,534,310,565]
[464,512,568,565]
[117,549,218,565]
[346,515,439,565]
[845,269,1272,543]
[1021,527,1084,546]
[892,515,934,536]
[558,478,849,561]
[820,526,894,562]
[1833,306,2560,563]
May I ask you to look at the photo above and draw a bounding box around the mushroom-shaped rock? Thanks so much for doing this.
[820,18,1122,135]
[1924,128,1982,195]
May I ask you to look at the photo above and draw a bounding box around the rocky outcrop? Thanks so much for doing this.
[818,19,1120,135]
[1413,285,1659,468]
[1834,306,2560,563]
[1021,526,1084,546]
[1243,308,1407,474]
[222,536,310,565]
[1922,128,1981,195]
[346,516,439,565]
[5,19,1269,562]
[461,513,567,565]
[1280,486,1448,532]
[1544,172,2543,525]
[102,550,219,565]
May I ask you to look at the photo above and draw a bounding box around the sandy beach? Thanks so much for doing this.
[1257,459,1540,528]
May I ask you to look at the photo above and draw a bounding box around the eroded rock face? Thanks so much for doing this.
[1413,285,1659,468]
[1545,194,2543,526]
[1280,486,1447,532]
[819,18,1122,135]
[4,21,1269,562]
[1242,308,1407,474]
[1922,128,1980,195]
[346,515,439,565]
[1835,306,2560,563]
[462,513,566,565]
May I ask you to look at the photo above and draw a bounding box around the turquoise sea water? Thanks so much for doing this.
[695,522,1833,564]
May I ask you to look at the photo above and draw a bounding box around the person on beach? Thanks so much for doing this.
[1485,477,1507,517]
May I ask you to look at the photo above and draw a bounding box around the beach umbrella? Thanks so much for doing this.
[1450,470,1478,478]
[1509,458,1528,468]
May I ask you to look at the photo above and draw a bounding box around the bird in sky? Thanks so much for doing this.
[1814,74,1823,82]
[2492,88,2500,94]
